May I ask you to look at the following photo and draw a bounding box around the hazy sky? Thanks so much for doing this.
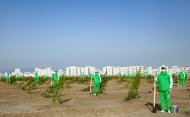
[0,0,190,72]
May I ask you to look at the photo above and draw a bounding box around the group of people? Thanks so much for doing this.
[1,66,189,114]
[155,65,189,113]
[34,71,59,86]
[178,70,189,87]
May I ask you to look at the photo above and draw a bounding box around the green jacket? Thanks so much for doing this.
[178,72,185,80]
[92,73,101,84]
[53,72,59,81]
[81,73,85,78]
[156,72,173,91]
[34,73,39,79]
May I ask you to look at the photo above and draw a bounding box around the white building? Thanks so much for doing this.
[128,66,144,75]
[23,72,34,77]
[35,67,54,77]
[83,66,96,76]
[102,66,144,76]
[102,66,115,76]
[152,69,159,75]
[66,66,80,76]
[58,69,64,77]
[66,66,96,76]
[146,66,153,75]
[179,66,190,72]
[12,68,23,76]
[168,66,180,74]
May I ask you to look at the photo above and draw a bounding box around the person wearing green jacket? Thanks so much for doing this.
[92,71,101,96]
[156,65,173,113]
[128,73,132,79]
[53,72,59,87]
[178,70,185,87]
[6,73,11,84]
[145,72,149,79]
[34,72,39,86]
[81,72,85,81]
[119,73,123,80]
[185,72,189,82]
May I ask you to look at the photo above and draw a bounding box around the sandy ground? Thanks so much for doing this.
[0,79,190,117]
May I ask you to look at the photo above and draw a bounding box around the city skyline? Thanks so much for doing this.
[1,0,190,72]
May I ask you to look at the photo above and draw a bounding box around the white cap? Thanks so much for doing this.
[161,65,166,69]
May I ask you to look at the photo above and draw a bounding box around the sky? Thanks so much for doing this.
[0,0,190,72]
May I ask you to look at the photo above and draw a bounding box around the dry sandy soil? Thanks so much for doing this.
[0,79,190,117]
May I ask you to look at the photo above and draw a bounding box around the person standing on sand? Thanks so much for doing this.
[178,70,185,87]
[155,65,173,113]
[6,73,11,84]
[81,72,85,81]
[34,72,39,86]
[92,71,101,96]
[53,71,59,87]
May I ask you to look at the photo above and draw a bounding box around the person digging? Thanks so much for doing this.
[155,65,173,113]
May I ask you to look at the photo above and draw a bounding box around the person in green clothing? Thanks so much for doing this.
[53,72,59,87]
[178,70,185,87]
[128,73,131,79]
[34,72,39,86]
[185,71,189,82]
[6,73,11,84]
[16,74,20,81]
[119,72,123,80]
[81,72,85,81]
[155,65,173,113]
[92,71,101,96]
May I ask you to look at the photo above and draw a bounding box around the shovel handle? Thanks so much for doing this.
[153,75,156,107]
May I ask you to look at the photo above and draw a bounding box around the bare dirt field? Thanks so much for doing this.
[0,79,190,117]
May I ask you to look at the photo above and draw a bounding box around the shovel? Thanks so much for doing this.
[90,77,93,95]
[152,75,157,113]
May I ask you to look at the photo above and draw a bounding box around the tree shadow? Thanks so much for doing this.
[145,102,160,112]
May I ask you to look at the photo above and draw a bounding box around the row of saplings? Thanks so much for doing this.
[0,72,157,104]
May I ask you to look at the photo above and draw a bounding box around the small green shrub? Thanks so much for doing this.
[21,77,36,94]
[172,74,178,83]
[124,72,142,101]
[100,75,113,93]
[145,75,154,83]
[42,76,66,104]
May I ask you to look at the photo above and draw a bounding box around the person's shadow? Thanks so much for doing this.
[145,102,160,112]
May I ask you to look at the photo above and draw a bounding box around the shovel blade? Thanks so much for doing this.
[152,107,157,113]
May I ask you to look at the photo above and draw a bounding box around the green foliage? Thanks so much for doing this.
[21,77,36,94]
[172,74,178,83]
[42,76,66,104]
[145,75,154,83]
[100,75,113,93]
[124,72,142,101]
[42,86,55,98]
[53,76,66,104]
[38,77,50,85]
